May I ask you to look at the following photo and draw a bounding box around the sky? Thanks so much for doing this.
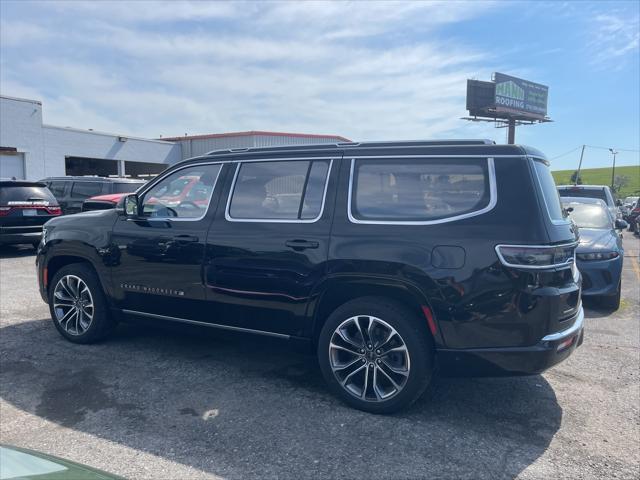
[1,0,639,171]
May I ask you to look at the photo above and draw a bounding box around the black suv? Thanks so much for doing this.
[36,140,583,413]
[40,176,145,215]
[1,180,61,247]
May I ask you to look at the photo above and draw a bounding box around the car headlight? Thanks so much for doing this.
[576,251,619,261]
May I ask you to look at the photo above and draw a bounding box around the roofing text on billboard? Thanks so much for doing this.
[494,72,548,119]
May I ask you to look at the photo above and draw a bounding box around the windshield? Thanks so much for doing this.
[564,202,611,229]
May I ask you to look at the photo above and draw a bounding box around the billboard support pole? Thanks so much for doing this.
[507,118,516,144]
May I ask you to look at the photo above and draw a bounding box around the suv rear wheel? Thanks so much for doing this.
[49,263,116,343]
[318,297,434,414]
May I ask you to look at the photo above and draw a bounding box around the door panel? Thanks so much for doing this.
[204,156,340,337]
[110,163,224,319]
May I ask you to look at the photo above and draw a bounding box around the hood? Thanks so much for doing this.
[576,228,616,252]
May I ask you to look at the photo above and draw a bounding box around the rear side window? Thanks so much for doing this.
[48,181,68,197]
[0,185,57,204]
[71,182,103,199]
[350,158,492,223]
[558,187,607,203]
[532,160,565,222]
[228,160,332,221]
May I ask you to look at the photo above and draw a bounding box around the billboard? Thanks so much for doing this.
[493,72,548,119]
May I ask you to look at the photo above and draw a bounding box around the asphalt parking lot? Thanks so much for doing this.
[1,236,638,480]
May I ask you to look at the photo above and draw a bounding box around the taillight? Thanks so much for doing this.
[495,243,576,269]
[46,206,62,215]
[0,206,11,217]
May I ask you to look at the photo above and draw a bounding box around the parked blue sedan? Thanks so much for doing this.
[562,197,628,310]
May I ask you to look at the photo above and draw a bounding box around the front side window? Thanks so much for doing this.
[351,158,491,222]
[141,164,221,219]
[532,160,566,222]
[228,160,331,221]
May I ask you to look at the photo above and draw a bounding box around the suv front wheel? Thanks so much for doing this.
[48,263,116,344]
[318,297,434,414]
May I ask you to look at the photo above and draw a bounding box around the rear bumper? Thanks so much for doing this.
[437,306,584,377]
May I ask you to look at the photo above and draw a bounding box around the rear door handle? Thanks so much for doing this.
[285,239,319,251]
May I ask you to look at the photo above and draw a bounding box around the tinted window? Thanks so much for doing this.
[112,182,144,194]
[351,159,490,222]
[533,160,565,222]
[71,182,103,199]
[0,185,57,204]
[142,164,221,219]
[229,160,331,220]
[558,187,607,203]
[48,181,67,197]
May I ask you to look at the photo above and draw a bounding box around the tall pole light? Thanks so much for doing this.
[609,148,618,190]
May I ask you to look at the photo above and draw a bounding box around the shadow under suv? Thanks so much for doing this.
[36,140,583,413]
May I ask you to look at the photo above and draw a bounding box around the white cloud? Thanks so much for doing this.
[0,1,499,141]
[589,12,640,69]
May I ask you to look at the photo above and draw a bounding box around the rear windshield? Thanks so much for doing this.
[0,185,58,205]
[558,187,607,203]
[113,182,144,194]
[351,158,491,222]
[532,160,565,222]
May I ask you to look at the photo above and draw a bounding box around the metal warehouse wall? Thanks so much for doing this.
[43,126,181,178]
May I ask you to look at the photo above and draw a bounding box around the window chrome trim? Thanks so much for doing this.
[136,162,223,222]
[224,158,334,224]
[494,242,578,270]
[122,310,290,339]
[347,157,497,225]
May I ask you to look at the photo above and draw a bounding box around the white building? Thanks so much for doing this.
[0,95,349,181]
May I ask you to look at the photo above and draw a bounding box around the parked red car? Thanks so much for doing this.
[82,193,127,212]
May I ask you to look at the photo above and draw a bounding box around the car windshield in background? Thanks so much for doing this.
[558,188,607,202]
[112,182,144,194]
[564,203,611,229]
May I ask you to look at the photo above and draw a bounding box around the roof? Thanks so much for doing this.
[39,176,145,183]
[561,197,607,205]
[159,130,351,142]
[0,180,46,187]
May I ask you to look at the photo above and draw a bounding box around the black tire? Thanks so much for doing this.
[48,263,116,344]
[318,297,434,414]
[598,281,621,311]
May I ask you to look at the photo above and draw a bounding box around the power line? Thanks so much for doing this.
[549,146,581,160]
[584,145,640,153]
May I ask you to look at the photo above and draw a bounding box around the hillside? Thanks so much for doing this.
[552,165,640,198]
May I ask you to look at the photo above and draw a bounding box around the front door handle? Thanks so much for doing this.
[174,234,199,244]
[285,239,319,251]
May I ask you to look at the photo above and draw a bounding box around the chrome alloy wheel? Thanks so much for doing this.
[53,275,94,335]
[329,315,410,402]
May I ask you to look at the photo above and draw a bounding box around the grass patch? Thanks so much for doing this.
[552,165,640,198]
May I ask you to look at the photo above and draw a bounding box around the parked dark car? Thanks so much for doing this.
[40,176,145,215]
[36,140,584,413]
[0,180,61,247]
[562,197,626,309]
[82,193,127,212]
[626,197,640,235]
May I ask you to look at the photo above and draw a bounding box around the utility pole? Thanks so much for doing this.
[609,148,618,190]
[576,144,586,184]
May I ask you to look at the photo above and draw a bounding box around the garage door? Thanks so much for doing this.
[0,153,25,179]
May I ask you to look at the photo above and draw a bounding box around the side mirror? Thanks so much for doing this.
[123,194,140,217]
[615,219,628,230]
